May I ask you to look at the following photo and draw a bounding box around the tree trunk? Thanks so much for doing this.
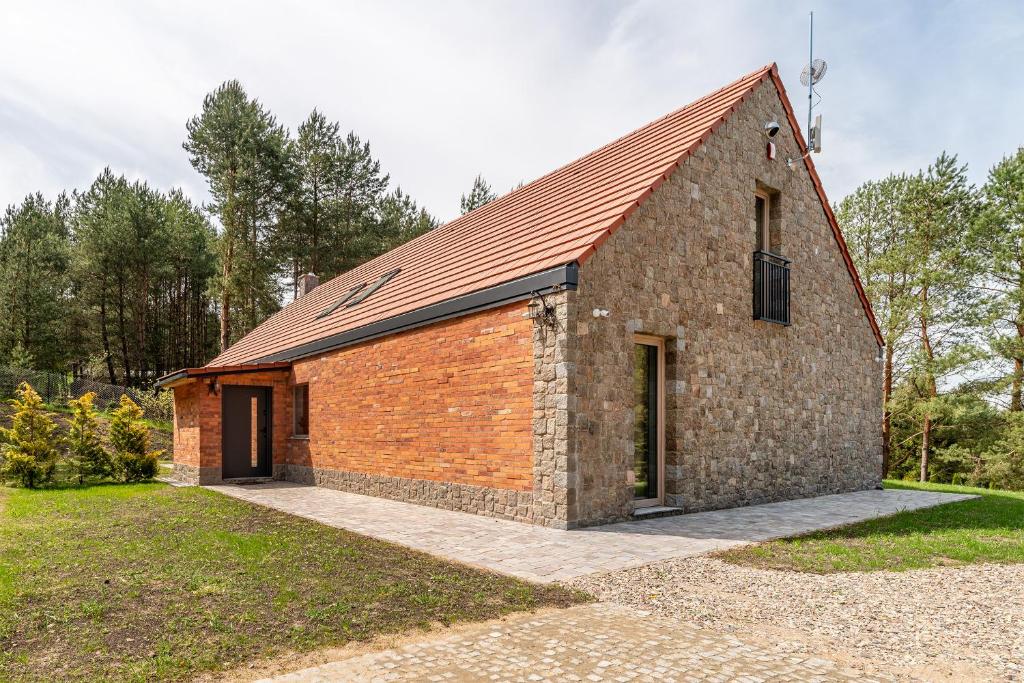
[99,279,117,385]
[220,240,232,352]
[882,344,894,477]
[221,168,238,353]
[116,277,131,385]
[920,414,931,482]
[1012,357,1023,412]
[919,286,937,483]
[1013,312,1024,412]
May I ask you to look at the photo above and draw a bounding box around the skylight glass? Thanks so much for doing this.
[346,269,400,307]
[316,284,365,319]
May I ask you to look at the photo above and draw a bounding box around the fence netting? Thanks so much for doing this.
[0,365,174,422]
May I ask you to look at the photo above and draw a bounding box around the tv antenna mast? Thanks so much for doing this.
[799,11,826,154]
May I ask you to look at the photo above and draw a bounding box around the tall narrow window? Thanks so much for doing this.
[293,384,309,437]
[250,397,259,467]
[633,336,665,507]
[755,192,770,252]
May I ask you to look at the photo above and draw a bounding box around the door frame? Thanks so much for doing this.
[220,385,273,479]
[633,334,665,508]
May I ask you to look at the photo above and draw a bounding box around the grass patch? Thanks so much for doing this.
[0,483,583,681]
[717,480,1024,573]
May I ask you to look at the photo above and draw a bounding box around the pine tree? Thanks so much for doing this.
[460,174,497,214]
[7,342,35,369]
[331,131,391,274]
[0,382,61,488]
[378,187,437,249]
[184,80,292,351]
[838,175,918,476]
[0,193,73,370]
[904,153,982,481]
[72,171,219,383]
[66,392,111,484]
[971,147,1024,411]
[161,189,219,370]
[285,110,343,295]
[109,395,162,482]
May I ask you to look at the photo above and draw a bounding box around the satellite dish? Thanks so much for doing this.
[800,59,827,86]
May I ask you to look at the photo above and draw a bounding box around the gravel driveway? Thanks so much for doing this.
[569,557,1024,681]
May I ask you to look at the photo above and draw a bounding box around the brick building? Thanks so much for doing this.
[159,64,883,528]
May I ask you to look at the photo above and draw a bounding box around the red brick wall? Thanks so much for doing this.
[172,370,291,471]
[289,302,534,491]
[172,381,201,467]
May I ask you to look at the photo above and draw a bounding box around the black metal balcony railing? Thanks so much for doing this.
[753,250,791,325]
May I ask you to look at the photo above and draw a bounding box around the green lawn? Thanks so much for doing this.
[718,480,1024,573]
[0,483,583,681]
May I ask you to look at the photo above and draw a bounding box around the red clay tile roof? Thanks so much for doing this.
[208,63,881,368]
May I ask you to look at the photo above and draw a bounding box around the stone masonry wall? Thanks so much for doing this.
[531,289,577,528]
[570,78,882,525]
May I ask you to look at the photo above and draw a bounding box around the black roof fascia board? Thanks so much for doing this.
[155,365,292,388]
[155,370,188,388]
[254,262,578,365]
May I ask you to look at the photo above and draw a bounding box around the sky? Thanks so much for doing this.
[1,0,1022,223]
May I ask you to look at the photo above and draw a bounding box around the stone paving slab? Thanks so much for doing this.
[258,602,898,682]
[207,482,973,583]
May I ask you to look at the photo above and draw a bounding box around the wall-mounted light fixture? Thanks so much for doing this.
[207,378,219,396]
[592,308,610,318]
[526,291,557,327]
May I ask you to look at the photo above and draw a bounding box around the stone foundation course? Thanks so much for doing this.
[285,464,541,525]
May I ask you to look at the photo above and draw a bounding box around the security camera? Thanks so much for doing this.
[764,121,781,138]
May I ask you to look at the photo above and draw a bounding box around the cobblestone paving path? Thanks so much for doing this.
[258,603,898,682]
[209,482,973,583]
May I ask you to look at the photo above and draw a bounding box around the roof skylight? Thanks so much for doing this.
[346,269,400,308]
[316,284,365,319]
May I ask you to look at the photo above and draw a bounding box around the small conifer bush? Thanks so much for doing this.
[66,392,112,484]
[0,382,61,488]
[109,395,162,482]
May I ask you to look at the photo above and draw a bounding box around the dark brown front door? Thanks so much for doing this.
[222,386,271,479]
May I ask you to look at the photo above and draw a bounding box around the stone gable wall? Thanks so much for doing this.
[569,79,882,525]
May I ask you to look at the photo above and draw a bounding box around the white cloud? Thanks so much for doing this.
[1,0,1022,221]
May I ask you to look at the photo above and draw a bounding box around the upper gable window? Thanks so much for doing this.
[753,187,790,325]
[754,188,781,254]
[755,192,769,252]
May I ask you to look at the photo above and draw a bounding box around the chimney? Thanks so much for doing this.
[298,273,319,296]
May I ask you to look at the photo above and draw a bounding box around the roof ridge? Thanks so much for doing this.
[444,63,775,231]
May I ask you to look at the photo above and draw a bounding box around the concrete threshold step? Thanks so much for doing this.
[632,505,683,520]
[221,477,275,485]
